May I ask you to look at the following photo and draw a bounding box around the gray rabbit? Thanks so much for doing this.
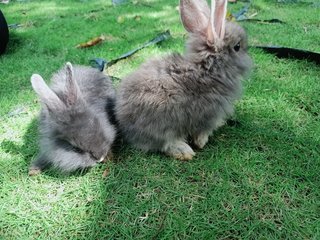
[115,0,252,160]
[29,62,116,175]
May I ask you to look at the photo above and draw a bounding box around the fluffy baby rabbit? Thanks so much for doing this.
[29,62,116,175]
[115,0,252,161]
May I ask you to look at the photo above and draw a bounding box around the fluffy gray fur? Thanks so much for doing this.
[115,0,252,160]
[30,63,116,174]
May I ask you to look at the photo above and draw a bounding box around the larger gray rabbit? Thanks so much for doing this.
[116,0,252,160]
[29,63,116,175]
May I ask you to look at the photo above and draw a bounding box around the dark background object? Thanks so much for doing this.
[105,30,171,68]
[0,9,9,55]
[238,18,285,24]
[254,46,320,65]
[90,30,171,71]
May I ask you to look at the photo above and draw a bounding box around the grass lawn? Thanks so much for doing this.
[0,0,319,239]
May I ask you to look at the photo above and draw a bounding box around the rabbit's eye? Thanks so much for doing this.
[73,146,84,154]
[234,42,241,52]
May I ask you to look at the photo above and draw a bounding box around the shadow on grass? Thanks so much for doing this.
[80,110,320,239]
[1,118,38,166]
[1,101,319,238]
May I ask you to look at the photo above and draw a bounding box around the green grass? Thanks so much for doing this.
[0,0,319,239]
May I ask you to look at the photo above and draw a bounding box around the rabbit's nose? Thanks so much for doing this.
[99,151,112,163]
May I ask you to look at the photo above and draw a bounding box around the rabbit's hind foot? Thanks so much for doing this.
[163,140,195,161]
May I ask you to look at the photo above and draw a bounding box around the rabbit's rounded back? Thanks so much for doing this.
[116,0,252,159]
[30,63,116,173]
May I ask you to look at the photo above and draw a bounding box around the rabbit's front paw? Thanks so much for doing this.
[163,141,195,161]
[193,133,209,149]
[28,167,41,176]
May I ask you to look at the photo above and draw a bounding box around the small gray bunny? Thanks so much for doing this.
[29,62,116,175]
[115,0,252,160]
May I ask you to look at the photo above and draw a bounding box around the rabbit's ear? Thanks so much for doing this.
[31,74,65,111]
[180,0,210,34]
[214,0,227,39]
[65,62,81,106]
[207,0,227,44]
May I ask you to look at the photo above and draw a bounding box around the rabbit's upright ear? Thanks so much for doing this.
[31,74,65,111]
[207,0,228,44]
[65,62,81,106]
[180,0,210,34]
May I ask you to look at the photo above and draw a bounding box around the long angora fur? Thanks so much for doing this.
[29,63,116,174]
[116,0,252,160]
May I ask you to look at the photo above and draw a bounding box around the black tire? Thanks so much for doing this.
[0,9,9,55]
